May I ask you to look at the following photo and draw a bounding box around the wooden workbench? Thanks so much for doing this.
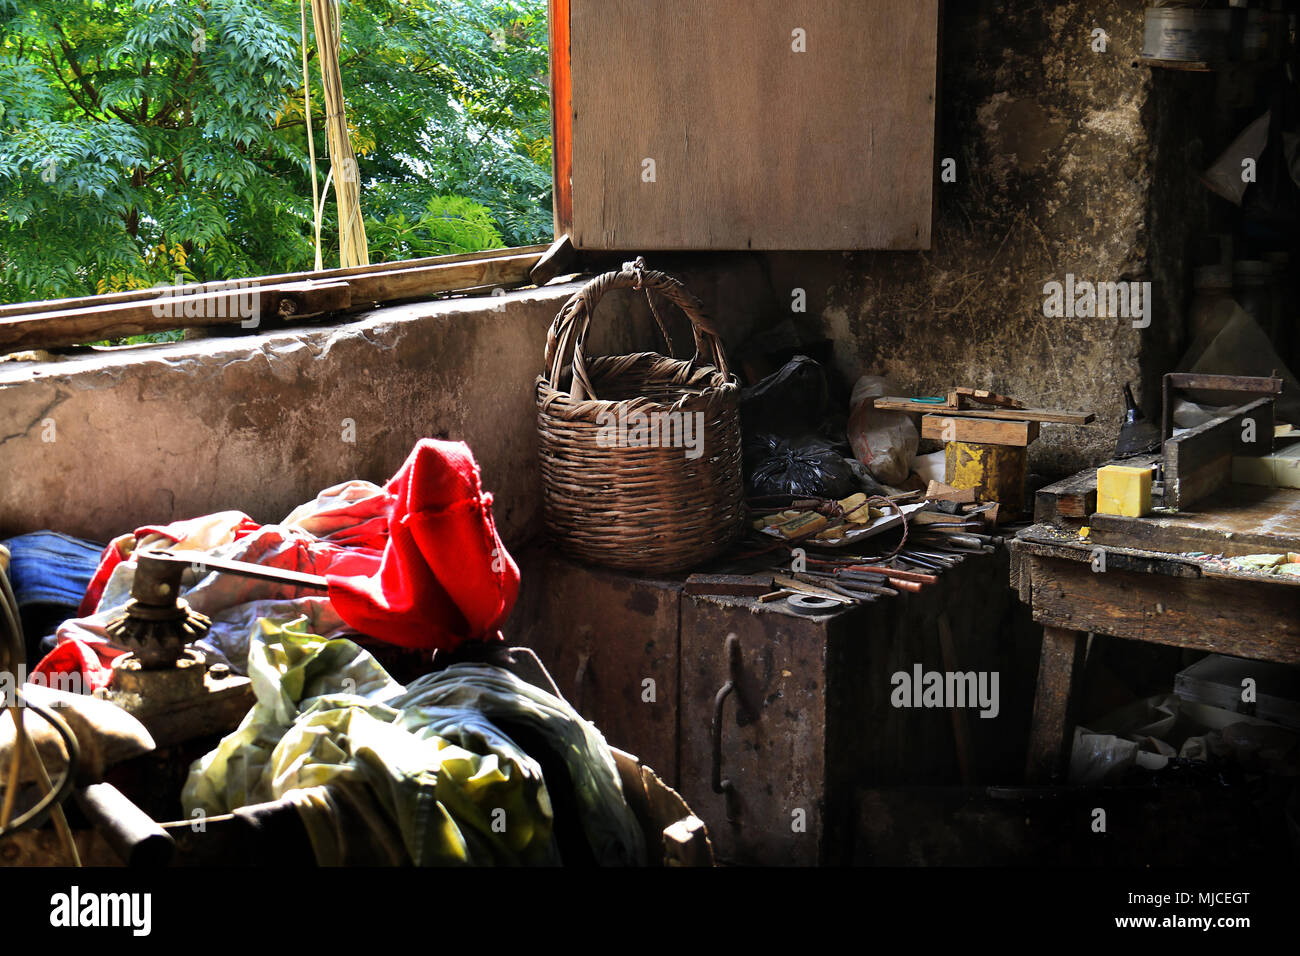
[1011,478,1300,783]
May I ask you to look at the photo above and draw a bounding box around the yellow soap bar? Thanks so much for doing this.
[1096,464,1152,517]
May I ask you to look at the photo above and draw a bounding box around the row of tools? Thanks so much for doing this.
[686,493,1007,613]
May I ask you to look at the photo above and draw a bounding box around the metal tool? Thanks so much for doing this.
[901,549,959,566]
[837,569,920,593]
[1115,382,1161,458]
[795,570,896,600]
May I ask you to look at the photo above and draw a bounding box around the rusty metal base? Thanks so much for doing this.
[100,648,207,713]
[94,650,254,749]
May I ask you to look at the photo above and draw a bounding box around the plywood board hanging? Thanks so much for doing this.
[557,0,941,251]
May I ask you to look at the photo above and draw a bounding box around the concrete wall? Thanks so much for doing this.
[0,282,670,545]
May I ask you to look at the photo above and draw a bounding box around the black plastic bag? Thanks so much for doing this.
[745,434,859,500]
[740,355,830,439]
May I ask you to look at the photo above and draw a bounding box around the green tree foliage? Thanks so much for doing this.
[0,0,551,304]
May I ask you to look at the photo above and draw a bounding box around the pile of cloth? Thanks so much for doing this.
[183,618,645,866]
[17,437,647,865]
[33,439,520,691]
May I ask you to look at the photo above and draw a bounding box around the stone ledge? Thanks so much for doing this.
[0,282,601,545]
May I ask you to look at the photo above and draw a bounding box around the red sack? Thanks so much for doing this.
[326,439,520,651]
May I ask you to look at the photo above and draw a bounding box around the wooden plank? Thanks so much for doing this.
[936,614,974,785]
[0,244,548,321]
[0,282,350,353]
[1163,398,1274,509]
[569,0,940,250]
[683,573,774,597]
[343,251,542,306]
[1138,57,1213,72]
[1014,524,1300,587]
[925,480,976,504]
[1089,486,1300,556]
[922,414,1039,446]
[876,397,1093,424]
[530,234,579,286]
[0,251,542,353]
[1019,552,1300,665]
[1025,626,1087,784]
[1035,470,1097,523]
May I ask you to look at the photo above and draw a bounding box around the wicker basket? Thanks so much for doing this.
[536,259,743,573]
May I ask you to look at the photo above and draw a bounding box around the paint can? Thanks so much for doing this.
[1142,7,1232,62]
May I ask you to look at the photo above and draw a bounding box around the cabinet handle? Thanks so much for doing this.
[711,633,746,822]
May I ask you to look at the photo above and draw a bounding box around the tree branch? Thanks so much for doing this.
[45,45,107,123]
[50,23,135,124]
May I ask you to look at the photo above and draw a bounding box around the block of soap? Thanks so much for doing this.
[1232,440,1300,489]
[1096,464,1153,517]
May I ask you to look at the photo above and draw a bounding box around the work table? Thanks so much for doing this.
[1012,475,1300,783]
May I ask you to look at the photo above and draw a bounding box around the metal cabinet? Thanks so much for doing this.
[514,547,1036,864]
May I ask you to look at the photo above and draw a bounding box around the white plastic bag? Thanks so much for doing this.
[847,375,918,486]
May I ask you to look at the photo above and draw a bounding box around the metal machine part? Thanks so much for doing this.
[104,549,328,669]
[99,549,328,733]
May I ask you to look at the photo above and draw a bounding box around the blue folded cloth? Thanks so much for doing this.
[1,531,104,610]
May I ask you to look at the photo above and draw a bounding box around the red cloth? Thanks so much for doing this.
[326,440,520,651]
[30,635,121,692]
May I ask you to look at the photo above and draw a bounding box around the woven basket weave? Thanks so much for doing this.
[536,260,743,573]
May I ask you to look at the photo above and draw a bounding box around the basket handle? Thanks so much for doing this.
[542,257,732,402]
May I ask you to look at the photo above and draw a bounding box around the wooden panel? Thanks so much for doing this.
[1164,398,1274,509]
[1020,553,1300,665]
[922,414,1039,446]
[568,0,939,250]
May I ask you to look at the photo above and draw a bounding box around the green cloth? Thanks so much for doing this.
[182,617,644,866]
